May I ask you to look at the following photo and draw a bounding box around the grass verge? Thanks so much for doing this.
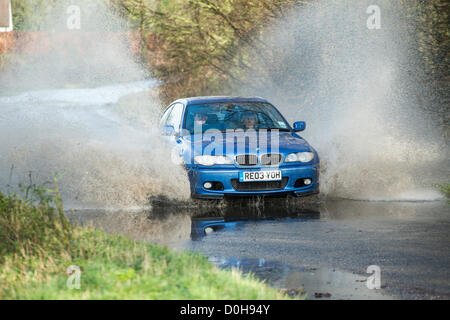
[438,184,450,199]
[0,181,289,300]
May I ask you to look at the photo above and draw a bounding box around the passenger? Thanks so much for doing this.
[194,113,207,127]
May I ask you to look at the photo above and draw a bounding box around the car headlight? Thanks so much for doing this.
[284,152,314,163]
[194,155,233,166]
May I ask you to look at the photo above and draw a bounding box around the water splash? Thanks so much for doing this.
[235,0,448,201]
[0,1,190,209]
[0,82,190,209]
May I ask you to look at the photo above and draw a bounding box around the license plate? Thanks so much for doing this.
[239,170,282,182]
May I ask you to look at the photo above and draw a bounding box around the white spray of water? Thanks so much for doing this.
[0,1,190,209]
[237,0,448,201]
[0,81,191,209]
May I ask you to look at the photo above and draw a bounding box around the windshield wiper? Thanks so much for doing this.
[264,128,291,132]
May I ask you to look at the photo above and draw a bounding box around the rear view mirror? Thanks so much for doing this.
[293,121,306,132]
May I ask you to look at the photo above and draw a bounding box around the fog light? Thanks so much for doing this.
[304,178,312,185]
[203,182,213,189]
[204,227,214,235]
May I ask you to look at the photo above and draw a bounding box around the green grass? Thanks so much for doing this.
[0,181,290,300]
[438,184,450,200]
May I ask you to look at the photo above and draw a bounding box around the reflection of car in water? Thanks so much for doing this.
[190,206,320,239]
[160,96,320,199]
[190,217,237,240]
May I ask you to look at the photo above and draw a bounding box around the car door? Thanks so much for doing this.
[160,103,185,163]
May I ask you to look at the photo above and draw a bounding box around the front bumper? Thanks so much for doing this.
[188,164,319,199]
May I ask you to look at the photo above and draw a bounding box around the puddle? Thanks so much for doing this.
[70,199,449,299]
[190,208,320,239]
[191,218,239,240]
[209,257,393,300]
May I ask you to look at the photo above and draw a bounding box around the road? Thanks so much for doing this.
[73,198,450,300]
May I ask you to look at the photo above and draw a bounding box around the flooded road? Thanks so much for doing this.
[1,0,447,302]
[2,83,446,300]
[71,198,450,300]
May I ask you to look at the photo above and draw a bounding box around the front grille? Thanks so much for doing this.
[235,154,258,166]
[260,153,282,166]
[231,177,289,191]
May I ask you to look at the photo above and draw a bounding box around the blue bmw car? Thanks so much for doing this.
[160,96,319,199]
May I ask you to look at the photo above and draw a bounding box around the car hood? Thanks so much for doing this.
[184,131,312,155]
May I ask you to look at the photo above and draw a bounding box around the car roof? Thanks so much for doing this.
[173,96,271,106]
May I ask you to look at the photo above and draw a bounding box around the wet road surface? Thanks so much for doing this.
[71,198,450,299]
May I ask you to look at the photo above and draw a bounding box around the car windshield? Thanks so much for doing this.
[183,102,290,134]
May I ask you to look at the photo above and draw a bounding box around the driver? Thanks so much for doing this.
[241,112,258,130]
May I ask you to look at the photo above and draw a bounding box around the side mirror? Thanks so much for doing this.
[293,121,306,132]
[161,125,177,136]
